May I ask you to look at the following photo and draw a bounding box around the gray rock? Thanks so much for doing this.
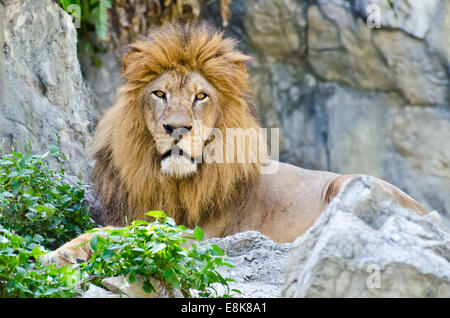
[79,50,123,118]
[206,231,292,298]
[385,106,450,228]
[101,275,183,298]
[0,0,95,176]
[354,0,440,39]
[81,284,128,298]
[283,175,450,297]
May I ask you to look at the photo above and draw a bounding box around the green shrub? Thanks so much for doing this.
[0,142,238,298]
[81,211,240,298]
[0,139,96,250]
[0,225,79,298]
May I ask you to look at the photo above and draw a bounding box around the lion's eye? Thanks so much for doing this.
[153,90,166,99]
[195,92,208,101]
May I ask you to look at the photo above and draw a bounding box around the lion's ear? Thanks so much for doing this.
[121,44,142,73]
[225,51,254,73]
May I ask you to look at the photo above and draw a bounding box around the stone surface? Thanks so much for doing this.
[0,0,95,176]
[79,51,123,118]
[206,231,292,298]
[81,284,128,298]
[101,275,182,298]
[283,175,450,297]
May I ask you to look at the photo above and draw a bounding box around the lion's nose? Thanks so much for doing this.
[163,124,192,137]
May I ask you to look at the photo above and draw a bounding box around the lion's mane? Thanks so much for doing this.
[90,22,264,228]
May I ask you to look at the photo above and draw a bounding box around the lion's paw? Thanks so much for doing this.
[40,245,90,268]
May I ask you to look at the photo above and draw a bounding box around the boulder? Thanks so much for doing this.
[0,0,95,176]
[100,275,182,298]
[283,175,450,297]
[206,231,292,298]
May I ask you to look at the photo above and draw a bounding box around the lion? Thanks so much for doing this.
[44,22,428,266]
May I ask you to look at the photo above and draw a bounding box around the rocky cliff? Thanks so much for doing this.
[0,0,95,176]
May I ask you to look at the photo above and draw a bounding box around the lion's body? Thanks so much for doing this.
[43,23,428,266]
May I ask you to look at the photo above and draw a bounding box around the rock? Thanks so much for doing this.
[354,0,440,39]
[101,275,182,298]
[0,0,95,176]
[79,51,123,118]
[385,106,450,227]
[243,0,306,60]
[81,284,127,298]
[80,275,183,298]
[206,231,292,298]
[283,175,450,297]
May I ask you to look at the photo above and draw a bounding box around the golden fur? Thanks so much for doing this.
[90,22,263,228]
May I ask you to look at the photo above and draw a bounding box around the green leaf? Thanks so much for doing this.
[58,0,71,10]
[15,266,27,275]
[12,180,21,195]
[128,271,136,284]
[193,226,204,241]
[151,242,166,253]
[90,235,98,252]
[31,246,44,260]
[91,0,112,40]
[143,279,155,294]
[49,145,59,155]
[146,210,167,220]
[210,244,225,256]
[101,249,115,261]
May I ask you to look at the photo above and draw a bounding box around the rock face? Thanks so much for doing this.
[283,176,450,297]
[0,0,95,176]
[206,231,292,298]
[201,0,450,225]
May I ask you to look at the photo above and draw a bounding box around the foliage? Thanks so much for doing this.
[80,211,240,297]
[58,0,112,60]
[0,142,237,298]
[59,0,112,41]
[0,225,79,298]
[0,137,96,250]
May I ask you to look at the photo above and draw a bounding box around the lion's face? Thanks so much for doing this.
[143,70,219,177]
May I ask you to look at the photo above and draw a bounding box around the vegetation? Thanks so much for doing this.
[0,225,79,298]
[0,141,238,298]
[81,211,239,297]
[0,137,96,250]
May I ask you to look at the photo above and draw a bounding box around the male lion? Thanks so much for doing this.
[45,22,427,266]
